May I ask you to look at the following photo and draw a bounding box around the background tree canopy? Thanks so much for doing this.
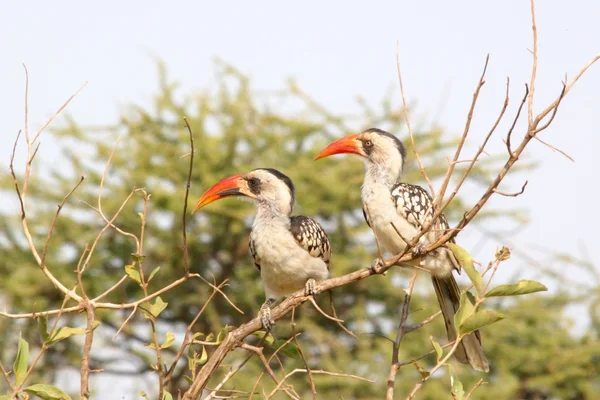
[1,61,599,399]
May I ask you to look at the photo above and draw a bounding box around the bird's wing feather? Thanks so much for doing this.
[289,215,331,271]
[391,183,460,269]
[248,236,261,272]
[391,183,454,237]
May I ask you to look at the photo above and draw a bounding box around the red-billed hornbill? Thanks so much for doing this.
[192,168,331,330]
[315,128,489,372]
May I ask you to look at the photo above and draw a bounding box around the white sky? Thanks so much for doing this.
[1,0,599,397]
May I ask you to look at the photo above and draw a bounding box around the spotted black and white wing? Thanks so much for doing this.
[289,215,331,271]
[249,236,261,272]
[390,182,453,242]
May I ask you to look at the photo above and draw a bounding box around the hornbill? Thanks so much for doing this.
[192,168,331,330]
[314,128,489,372]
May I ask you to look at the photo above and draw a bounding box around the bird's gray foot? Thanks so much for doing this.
[304,278,317,296]
[412,243,427,258]
[260,299,276,331]
[369,258,384,273]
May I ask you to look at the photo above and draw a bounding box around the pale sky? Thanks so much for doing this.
[1,0,599,397]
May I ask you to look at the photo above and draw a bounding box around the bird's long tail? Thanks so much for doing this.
[431,275,489,372]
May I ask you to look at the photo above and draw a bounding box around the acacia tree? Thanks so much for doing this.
[1,2,599,399]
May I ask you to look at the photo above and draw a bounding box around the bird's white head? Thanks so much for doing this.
[315,128,407,184]
[192,168,295,216]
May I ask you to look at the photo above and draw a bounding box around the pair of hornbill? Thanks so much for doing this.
[192,128,489,372]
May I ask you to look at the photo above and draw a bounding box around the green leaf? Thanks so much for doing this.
[449,365,465,400]
[199,345,208,365]
[205,333,215,342]
[216,325,233,343]
[454,291,476,335]
[162,391,173,400]
[485,280,548,298]
[37,316,49,343]
[459,310,505,335]
[430,336,443,361]
[125,264,142,284]
[148,266,161,282]
[252,330,275,346]
[183,375,193,384]
[138,212,146,224]
[13,333,29,385]
[48,326,87,344]
[191,332,205,341]
[131,253,146,263]
[162,332,175,349]
[272,339,300,359]
[146,332,175,349]
[141,296,168,319]
[413,362,430,379]
[495,246,511,261]
[448,243,484,296]
[25,384,72,400]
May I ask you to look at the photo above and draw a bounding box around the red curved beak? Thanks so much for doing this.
[192,174,244,214]
[314,134,362,160]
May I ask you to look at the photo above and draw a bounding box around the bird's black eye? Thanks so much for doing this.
[246,177,261,194]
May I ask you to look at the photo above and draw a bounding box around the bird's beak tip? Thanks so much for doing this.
[192,174,244,213]
[315,134,362,160]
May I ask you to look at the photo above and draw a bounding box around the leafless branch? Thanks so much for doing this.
[493,181,528,197]
[396,41,434,195]
[386,271,418,400]
[266,368,374,399]
[435,55,489,209]
[182,117,195,275]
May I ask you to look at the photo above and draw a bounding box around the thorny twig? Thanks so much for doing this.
[290,308,316,399]
[386,271,418,400]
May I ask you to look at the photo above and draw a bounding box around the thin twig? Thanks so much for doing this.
[493,181,528,197]
[386,271,418,400]
[266,369,374,399]
[533,133,574,161]
[182,117,195,275]
[396,41,434,195]
[528,0,538,126]
[435,55,489,209]
[291,308,316,399]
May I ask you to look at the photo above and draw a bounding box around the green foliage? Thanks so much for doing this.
[449,243,484,297]
[25,383,71,400]
[485,280,548,298]
[0,60,596,399]
[13,334,29,385]
[460,310,505,336]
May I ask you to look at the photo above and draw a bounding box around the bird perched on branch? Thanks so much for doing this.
[192,168,330,330]
[314,128,489,372]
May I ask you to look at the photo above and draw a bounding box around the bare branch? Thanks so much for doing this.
[386,271,418,400]
[493,181,528,197]
[266,369,374,399]
[528,0,538,126]
[396,41,434,195]
[290,308,316,399]
[435,55,489,208]
[182,117,195,275]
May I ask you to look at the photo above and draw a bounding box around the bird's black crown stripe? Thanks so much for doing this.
[252,168,295,209]
[363,128,407,161]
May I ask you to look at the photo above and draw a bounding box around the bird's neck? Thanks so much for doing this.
[364,162,401,190]
[254,202,290,228]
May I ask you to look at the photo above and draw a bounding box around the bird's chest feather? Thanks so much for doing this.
[250,217,326,297]
[362,184,418,255]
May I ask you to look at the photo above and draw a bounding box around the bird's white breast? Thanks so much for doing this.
[362,181,419,256]
[251,214,329,300]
